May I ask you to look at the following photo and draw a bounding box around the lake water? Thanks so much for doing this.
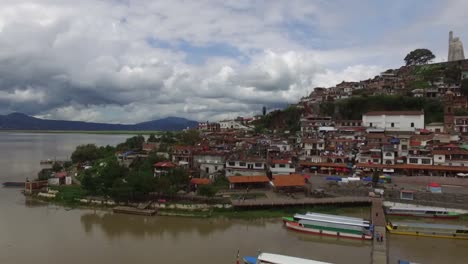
[0,132,467,264]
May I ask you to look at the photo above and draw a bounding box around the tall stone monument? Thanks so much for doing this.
[448,31,465,61]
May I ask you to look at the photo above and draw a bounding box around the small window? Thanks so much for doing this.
[370,122,373,127]
[385,152,392,157]
[391,123,394,128]
[239,162,246,166]
[228,161,235,166]
[409,158,418,164]
[411,122,415,128]
[438,156,443,160]
[422,159,431,165]
[279,164,286,168]
[255,163,263,168]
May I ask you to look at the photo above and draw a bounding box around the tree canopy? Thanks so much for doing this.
[71,144,115,163]
[404,49,435,66]
[461,79,468,96]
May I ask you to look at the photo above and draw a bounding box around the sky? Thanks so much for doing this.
[0,0,467,123]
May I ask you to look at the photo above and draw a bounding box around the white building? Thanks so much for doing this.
[219,120,253,131]
[225,158,266,177]
[194,152,225,179]
[362,111,424,131]
[269,160,295,175]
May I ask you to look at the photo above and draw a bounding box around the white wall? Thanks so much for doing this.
[270,163,295,175]
[362,114,424,130]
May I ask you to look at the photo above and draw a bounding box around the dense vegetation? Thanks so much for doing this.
[319,95,444,124]
[68,134,198,202]
[254,105,303,133]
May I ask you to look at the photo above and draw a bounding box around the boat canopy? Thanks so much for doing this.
[305,212,370,224]
[294,214,370,228]
[257,253,332,264]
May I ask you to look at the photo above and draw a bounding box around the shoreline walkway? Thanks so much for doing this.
[371,198,388,264]
[231,196,371,208]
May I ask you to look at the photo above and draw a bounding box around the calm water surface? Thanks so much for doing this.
[0,133,467,264]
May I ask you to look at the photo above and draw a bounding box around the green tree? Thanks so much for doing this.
[71,144,100,163]
[197,185,217,197]
[404,49,435,66]
[117,135,145,151]
[372,170,380,187]
[37,169,52,181]
[178,130,200,146]
[52,162,63,172]
[461,79,468,96]
[81,172,99,194]
[148,134,158,142]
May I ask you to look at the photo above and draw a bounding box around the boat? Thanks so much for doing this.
[385,206,460,219]
[398,260,419,264]
[243,252,332,264]
[386,221,468,239]
[2,181,25,188]
[282,213,373,240]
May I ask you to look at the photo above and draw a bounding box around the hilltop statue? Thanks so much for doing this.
[448,31,465,61]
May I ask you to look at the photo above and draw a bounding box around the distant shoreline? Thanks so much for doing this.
[0,130,163,135]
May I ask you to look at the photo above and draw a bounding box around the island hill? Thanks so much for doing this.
[22,47,468,219]
[0,112,198,131]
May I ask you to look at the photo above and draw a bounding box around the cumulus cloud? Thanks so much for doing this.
[0,0,461,123]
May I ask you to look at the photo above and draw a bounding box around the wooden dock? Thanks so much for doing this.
[113,206,156,216]
[371,198,388,264]
[231,196,372,208]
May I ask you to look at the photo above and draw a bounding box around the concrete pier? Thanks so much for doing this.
[371,198,388,264]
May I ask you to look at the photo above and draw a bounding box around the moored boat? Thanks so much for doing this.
[386,221,468,239]
[243,252,332,264]
[282,213,373,240]
[385,206,460,219]
[2,181,25,188]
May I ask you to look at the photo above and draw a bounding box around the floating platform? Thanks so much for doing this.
[113,206,156,216]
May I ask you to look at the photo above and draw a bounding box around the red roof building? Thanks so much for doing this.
[271,174,306,188]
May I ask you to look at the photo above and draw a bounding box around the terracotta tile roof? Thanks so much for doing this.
[272,174,306,187]
[154,161,176,168]
[432,149,468,155]
[54,172,68,178]
[227,175,270,184]
[190,178,211,185]
[364,111,424,116]
[299,161,348,168]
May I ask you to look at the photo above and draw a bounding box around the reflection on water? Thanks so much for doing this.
[80,212,237,239]
[0,133,467,264]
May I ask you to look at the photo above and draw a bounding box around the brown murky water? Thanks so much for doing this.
[1,133,467,264]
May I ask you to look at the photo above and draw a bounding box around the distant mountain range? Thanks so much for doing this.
[0,113,198,131]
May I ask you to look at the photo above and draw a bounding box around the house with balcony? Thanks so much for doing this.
[407,148,433,165]
[172,146,195,168]
[225,156,267,177]
[269,159,295,175]
[301,138,325,156]
[433,144,468,166]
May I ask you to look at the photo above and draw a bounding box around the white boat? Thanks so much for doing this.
[385,206,460,219]
[244,252,332,264]
[294,214,370,228]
